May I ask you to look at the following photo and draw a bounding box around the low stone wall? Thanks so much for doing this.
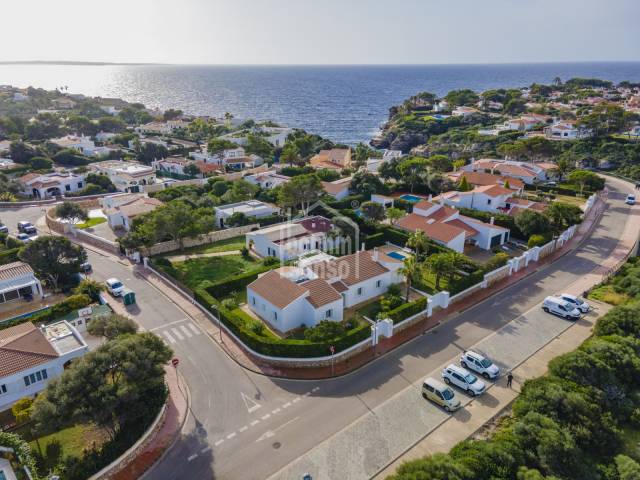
[89,403,167,480]
[141,224,257,256]
[484,264,511,287]
[73,228,120,254]
[393,310,428,334]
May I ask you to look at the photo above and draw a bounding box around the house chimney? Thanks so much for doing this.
[373,247,379,262]
[490,216,495,225]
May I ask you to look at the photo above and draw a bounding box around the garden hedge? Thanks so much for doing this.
[194,287,371,358]
[0,247,20,265]
[387,296,428,324]
[0,293,92,330]
[364,232,386,249]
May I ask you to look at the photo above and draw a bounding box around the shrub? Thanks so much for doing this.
[262,256,279,266]
[0,247,20,265]
[221,297,238,310]
[482,252,510,273]
[240,246,250,258]
[0,293,92,330]
[365,232,385,248]
[387,297,427,324]
[527,234,548,248]
[304,320,346,342]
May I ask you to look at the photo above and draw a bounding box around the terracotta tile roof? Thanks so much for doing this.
[310,251,389,286]
[449,171,524,190]
[296,216,333,234]
[311,149,351,170]
[248,270,307,309]
[473,184,514,197]
[426,205,458,222]
[413,200,434,210]
[0,262,34,281]
[330,280,349,293]
[301,278,342,308]
[322,179,351,195]
[19,173,40,183]
[0,322,58,377]
[397,214,466,243]
[107,197,163,218]
[446,218,479,238]
[195,161,224,174]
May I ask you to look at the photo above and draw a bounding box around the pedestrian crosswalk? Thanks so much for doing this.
[157,321,202,345]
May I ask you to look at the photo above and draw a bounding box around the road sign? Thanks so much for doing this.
[171,358,179,368]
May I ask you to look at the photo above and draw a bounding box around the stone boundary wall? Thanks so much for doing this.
[140,224,258,256]
[484,264,511,287]
[88,403,167,480]
[45,205,120,254]
[0,191,125,209]
[449,281,486,304]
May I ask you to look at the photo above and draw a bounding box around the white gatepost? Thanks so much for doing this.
[143,256,149,268]
[427,298,433,317]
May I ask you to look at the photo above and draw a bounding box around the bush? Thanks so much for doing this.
[382,227,411,247]
[528,234,549,248]
[0,247,20,265]
[387,297,427,324]
[482,252,510,273]
[593,302,640,338]
[364,232,385,248]
[304,320,346,342]
[262,256,279,266]
[221,297,238,310]
[0,293,92,330]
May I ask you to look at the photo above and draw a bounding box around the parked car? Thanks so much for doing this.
[626,194,636,205]
[422,377,461,412]
[542,296,581,320]
[545,181,557,187]
[80,262,92,273]
[17,221,37,235]
[16,233,35,243]
[0,223,8,234]
[558,293,590,313]
[106,278,125,296]
[442,364,486,396]
[460,351,500,380]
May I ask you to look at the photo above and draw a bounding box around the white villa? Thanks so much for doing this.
[247,247,407,332]
[19,172,85,198]
[0,262,43,307]
[191,146,264,170]
[244,170,291,190]
[397,200,510,253]
[90,160,156,192]
[214,200,279,228]
[101,195,163,231]
[544,120,592,140]
[0,321,88,411]
[246,216,337,261]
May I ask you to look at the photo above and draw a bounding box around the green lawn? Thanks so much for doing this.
[553,194,588,208]
[588,284,631,306]
[167,235,246,256]
[170,254,262,290]
[76,217,107,229]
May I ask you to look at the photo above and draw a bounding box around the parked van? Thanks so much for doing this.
[542,296,581,320]
[17,221,37,235]
[422,377,461,412]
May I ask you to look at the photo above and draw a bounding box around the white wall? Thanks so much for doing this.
[444,233,466,253]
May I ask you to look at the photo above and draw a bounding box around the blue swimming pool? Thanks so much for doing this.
[387,251,407,260]
[431,114,450,120]
[399,194,425,203]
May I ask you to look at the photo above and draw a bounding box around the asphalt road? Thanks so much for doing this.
[1,177,636,480]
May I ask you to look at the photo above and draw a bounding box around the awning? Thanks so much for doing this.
[0,280,37,295]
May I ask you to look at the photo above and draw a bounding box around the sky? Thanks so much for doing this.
[1,0,639,65]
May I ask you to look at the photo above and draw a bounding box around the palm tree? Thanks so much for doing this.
[399,256,421,302]
[406,230,429,260]
[425,252,462,290]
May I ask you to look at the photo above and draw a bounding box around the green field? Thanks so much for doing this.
[170,254,262,290]
[167,235,246,256]
[76,217,107,229]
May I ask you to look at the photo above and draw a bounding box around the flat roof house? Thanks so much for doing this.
[19,172,85,199]
[247,247,406,332]
[246,216,335,261]
[91,160,156,193]
[0,321,88,411]
[0,262,44,308]
[214,200,279,228]
[397,200,509,252]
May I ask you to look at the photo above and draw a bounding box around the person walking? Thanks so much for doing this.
[507,371,514,388]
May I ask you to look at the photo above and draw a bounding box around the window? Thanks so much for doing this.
[273,312,278,321]
[77,182,83,188]
[23,369,47,387]
[357,287,363,296]
[487,199,492,205]
[376,280,382,288]
[252,297,256,306]
[325,309,332,318]
[65,184,71,191]
[0,384,6,394]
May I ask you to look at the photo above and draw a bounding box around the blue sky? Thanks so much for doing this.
[2,0,639,64]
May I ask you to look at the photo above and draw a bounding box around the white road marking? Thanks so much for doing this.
[282,402,291,408]
[188,323,202,335]
[201,446,211,453]
[163,331,176,344]
[171,327,184,340]
[256,417,301,443]
[312,387,320,392]
[149,319,188,331]
[180,325,193,338]
[241,392,262,413]
[261,413,271,420]
[272,408,281,414]
[187,454,198,462]
[250,420,260,426]
[227,432,236,440]
[292,397,301,403]
[239,426,248,432]
[214,439,224,446]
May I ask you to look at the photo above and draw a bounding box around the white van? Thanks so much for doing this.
[626,194,636,205]
[542,296,581,320]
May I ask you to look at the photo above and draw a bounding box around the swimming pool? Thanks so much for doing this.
[387,251,407,260]
[399,194,425,203]
[431,114,450,120]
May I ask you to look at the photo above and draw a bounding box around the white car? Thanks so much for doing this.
[16,233,36,243]
[626,194,636,205]
[542,296,581,320]
[460,351,500,380]
[559,293,590,313]
[106,278,125,297]
[442,364,486,396]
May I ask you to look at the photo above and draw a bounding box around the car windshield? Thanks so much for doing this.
[111,282,123,289]
[464,373,477,384]
[480,358,493,368]
[442,389,454,400]
[575,297,585,303]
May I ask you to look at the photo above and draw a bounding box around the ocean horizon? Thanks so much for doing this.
[2,62,640,144]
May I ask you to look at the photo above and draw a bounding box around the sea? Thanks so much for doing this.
[1,62,640,145]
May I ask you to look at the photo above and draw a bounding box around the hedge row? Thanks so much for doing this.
[364,232,386,249]
[0,247,20,265]
[257,214,286,227]
[325,194,368,210]
[202,264,275,299]
[0,294,92,330]
[194,287,371,357]
[387,296,428,324]
[524,183,595,198]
